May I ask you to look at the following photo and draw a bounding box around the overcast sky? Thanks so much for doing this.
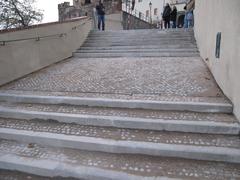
[36,0,72,23]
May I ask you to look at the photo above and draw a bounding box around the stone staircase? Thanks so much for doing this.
[0,29,239,179]
[74,29,199,58]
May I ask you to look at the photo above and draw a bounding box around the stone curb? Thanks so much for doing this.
[76,49,199,53]
[0,128,240,163]
[80,45,198,49]
[0,107,239,134]
[0,93,233,113]
[77,47,198,50]
[73,53,200,58]
[0,154,177,180]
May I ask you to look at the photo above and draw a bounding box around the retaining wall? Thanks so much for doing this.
[0,17,92,86]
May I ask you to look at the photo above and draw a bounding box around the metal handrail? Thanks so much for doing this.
[0,21,88,46]
[131,9,151,23]
[122,1,151,24]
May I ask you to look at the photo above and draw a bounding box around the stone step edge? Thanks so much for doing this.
[85,40,196,42]
[0,93,233,113]
[73,53,200,56]
[0,107,239,135]
[0,154,172,180]
[75,49,199,53]
[80,46,198,49]
[0,128,240,163]
[89,34,194,36]
[79,47,199,50]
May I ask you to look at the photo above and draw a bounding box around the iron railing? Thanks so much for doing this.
[122,0,152,24]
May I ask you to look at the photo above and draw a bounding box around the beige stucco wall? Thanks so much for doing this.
[0,17,92,86]
[194,0,240,120]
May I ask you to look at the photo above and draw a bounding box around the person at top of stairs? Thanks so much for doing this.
[162,3,171,29]
[96,0,105,31]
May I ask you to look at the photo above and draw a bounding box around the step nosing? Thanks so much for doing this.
[0,93,232,106]
[0,154,161,180]
[0,127,239,153]
[0,93,233,114]
[0,107,238,127]
[1,140,239,180]
[0,106,239,135]
[0,128,240,164]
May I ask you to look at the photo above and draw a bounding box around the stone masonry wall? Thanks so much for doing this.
[58,0,121,22]
[122,11,157,30]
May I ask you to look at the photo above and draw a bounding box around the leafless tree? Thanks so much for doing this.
[0,0,43,29]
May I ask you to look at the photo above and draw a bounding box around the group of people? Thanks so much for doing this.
[162,4,177,29]
[162,0,195,29]
[96,0,195,31]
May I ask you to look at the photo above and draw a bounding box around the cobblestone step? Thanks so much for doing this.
[81,44,197,48]
[87,37,195,42]
[87,33,195,37]
[0,93,233,113]
[0,102,236,123]
[79,46,198,50]
[0,127,239,163]
[0,90,229,103]
[0,103,238,134]
[84,39,195,43]
[0,116,239,148]
[89,29,194,35]
[73,52,200,58]
[0,139,240,180]
[88,35,194,39]
[89,29,194,34]
[82,42,196,47]
[0,170,78,180]
[81,44,198,49]
[76,49,199,53]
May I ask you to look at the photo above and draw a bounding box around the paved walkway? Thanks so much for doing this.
[0,57,225,102]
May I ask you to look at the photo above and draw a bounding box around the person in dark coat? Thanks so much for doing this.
[170,6,177,28]
[162,3,171,29]
[96,1,105,31]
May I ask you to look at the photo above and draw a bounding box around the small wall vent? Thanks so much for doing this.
[215,32,221,58]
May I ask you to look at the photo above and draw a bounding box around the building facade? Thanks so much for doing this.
[58,0,121,22]
[122,0,187,26]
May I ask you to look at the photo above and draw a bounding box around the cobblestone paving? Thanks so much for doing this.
[0,118,239,148]
[0,102,237,123]
[0,90,230,103]
[0,140,240,179]
[0,170,80,180]
[0,57,224,98]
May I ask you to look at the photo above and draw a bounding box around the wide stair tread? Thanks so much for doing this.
[0,170,76,180]
[0,139,239,180]
[0,98,237,135]
[0,91,233,114]
[0,116,239,149]
[0,102,236,124]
